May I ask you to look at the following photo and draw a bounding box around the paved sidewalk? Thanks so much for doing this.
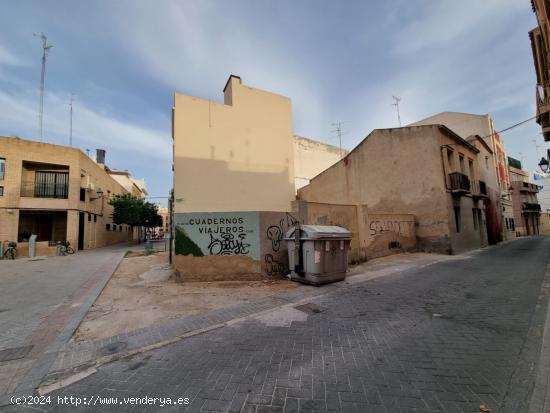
[0,244,130,405]
[37,253,459,394]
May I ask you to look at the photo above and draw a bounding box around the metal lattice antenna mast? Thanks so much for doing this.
[34,33,53,141]
[331,122,345,158]
[391,95,402,127]
[69,93,77,146]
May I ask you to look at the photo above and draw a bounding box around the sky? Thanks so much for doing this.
[0,0,543,204]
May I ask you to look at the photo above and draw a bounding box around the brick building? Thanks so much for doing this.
[0,136,138,256]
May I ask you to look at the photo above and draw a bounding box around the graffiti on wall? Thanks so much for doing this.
[208,233,250,255]
[263,213,299,275]
[369,219,414,237]
[175,212,260,259]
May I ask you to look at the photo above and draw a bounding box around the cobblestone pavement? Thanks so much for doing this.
[4,236,550,412]
[0,244,129,397]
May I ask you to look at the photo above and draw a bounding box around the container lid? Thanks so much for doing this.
[284,225,352,240]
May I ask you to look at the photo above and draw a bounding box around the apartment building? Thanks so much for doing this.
[530,0,550,141]
[508,158,541,235]
[409,112,514,242]
[298,125,488,255]
[108,169,148,198]
[0,136,135,256]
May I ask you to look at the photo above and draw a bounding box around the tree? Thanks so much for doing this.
[109,194,162,229]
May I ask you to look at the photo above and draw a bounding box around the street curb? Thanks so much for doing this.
[0,248,127,408]
[528,259,550,413]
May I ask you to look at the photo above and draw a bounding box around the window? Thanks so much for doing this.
[0,158,5,180]
[113,224,117,231]
[88,213,91,222]
[447,149,454,171]
[0,186,3,196]
[35,171,69,198]
[93,215,97,222]
[472,208,478,230]
[468,159,475,180]
[511,218,515,231]
[80,188,86,202]
[459,154,465,173]
[485,156,489,169]
[106,224,110,231]
[119,226,122,232]
[454,206,461,233]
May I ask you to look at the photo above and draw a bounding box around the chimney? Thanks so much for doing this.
[96,149,106,165]
[223,75,241,106]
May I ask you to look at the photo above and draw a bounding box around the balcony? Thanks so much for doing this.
[471,180,488,199]
[522,202,541,212]
[536,81,550,141]
[449,172,471,194]
[20,180,69,199]
[520,181,539,193]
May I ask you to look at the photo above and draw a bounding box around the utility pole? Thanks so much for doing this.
[391,95,402,127]
[69,93,77,146]
[34,33,53,141]
[331,122,345,159]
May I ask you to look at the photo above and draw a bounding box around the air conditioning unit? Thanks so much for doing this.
[86,182,95,192]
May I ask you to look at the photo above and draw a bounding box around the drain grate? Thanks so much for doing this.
[294,303,322,315]
[0,345,33,362]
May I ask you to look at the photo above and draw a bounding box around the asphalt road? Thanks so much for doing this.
[4,236,550,413]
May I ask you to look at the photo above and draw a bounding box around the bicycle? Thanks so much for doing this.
[3,241,17,260]
[56,241,75,256]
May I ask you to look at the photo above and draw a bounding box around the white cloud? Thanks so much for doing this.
[392,0,526,54]
[0,86,171,161]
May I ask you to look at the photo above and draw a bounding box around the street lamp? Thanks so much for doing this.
[539,157,549,173]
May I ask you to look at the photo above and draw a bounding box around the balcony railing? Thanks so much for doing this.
[471,180,488,199]
[449,172,471,194]
[522,202,541,212]
[20,180,69,199]
[521,181,540,193]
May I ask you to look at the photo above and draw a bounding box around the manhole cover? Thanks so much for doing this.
[0,345,33,362]
[99,341,128,356]
[294,303,322,315]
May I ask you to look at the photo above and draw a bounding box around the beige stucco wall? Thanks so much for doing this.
[0,136,135,254]
[173,76,295,213]
[293,136,345,191]
[298,125,486,254]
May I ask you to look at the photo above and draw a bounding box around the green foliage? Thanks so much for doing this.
[175,225,204,256]
[109,194,163,227]
[508,157,522,170]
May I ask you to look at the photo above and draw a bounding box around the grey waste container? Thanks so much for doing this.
[285,225,352,285]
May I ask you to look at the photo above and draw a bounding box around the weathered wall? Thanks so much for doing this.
[174,210,302,281]
[298,125,486,254]
[541,213,550,234]
[293,136,345,191]
[294,201,362,262]
[293,201,416,261]
[173,76,295,214]
[365,213,416,258]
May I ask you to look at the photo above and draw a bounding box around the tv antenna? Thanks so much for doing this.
[68,93,77,146]
[331,122,345,158]
[391,95,402,127]
[34,33,53,141]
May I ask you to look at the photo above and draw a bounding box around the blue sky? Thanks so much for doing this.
[0,1,542,203]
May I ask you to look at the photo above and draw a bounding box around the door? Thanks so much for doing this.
[78,212,85,250]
